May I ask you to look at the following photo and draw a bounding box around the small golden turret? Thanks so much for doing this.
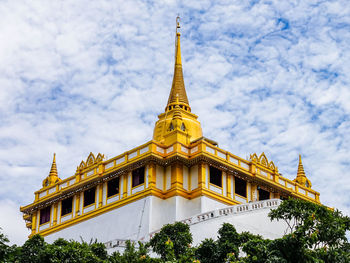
[294,155,312,188]
[42,153,62,188]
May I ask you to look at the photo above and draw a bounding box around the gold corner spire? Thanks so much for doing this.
[294,154,312,188]
[42,153,61,187]
[49,153,58,177]
[166,16,189,110]
[297,154,305,177]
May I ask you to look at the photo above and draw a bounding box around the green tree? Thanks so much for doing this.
[0,228,11,262]
[15,234,109,263]
[109,240,157,263]
[18,234,47,263]
[216,223,241,261]
[195,238,218,263]
[43,238,108,262]
[149,222,192,261]
[236,198,350,263]
[268,198,350,262]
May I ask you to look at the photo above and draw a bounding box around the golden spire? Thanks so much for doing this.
[294,155,312,188]
[49,153,58,177]
[297,154,305,177]
[166,16,189,110]
[152,17,203,145]
[42,153,61,187]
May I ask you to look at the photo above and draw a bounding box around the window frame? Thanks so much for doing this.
[39,206,51,225]
[258,187,270,201]
[132,167,145,188]
[61,197,73,217]
[234,177,247,198]
[209,166,222,188]
[107,177,120,198]
[83,187,96,207]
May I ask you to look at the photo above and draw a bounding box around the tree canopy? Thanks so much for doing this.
[1,198,349,262]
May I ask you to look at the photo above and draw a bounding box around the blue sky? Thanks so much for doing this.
[0,0,350,244]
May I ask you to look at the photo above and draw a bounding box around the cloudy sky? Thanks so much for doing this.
[0,0,349,245]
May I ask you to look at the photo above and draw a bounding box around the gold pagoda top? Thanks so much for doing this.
[152,16,203,146]
[166,16,190,110]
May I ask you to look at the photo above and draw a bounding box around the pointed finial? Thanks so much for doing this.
[43,153,61,187]
[294,154,312,188]
[49,153,58,177]
[175,16,182,66]
[297,154,305,177]
[165,16,189,110]
[176,15,180,34]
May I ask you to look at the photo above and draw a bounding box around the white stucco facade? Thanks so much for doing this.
[44,194,236,244]
[45,197,152,243]
[103,199,287,253]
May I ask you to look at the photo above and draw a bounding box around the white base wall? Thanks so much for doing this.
[149,195,228,232]
[45,197,151,243]
[191,205,287,245]
[200,196,228,213]
[150,196,177,232]
[106,199,287,254]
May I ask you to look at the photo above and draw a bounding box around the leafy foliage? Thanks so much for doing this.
[0,228,13,262]
[149,222,193,261]
[109,240,157,263]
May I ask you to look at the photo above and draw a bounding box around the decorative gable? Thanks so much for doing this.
[250,152,278,172]
[77,152,105,171]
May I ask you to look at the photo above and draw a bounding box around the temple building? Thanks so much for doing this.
[20,18,320,248]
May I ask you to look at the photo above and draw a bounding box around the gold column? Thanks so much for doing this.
[148,163,157,188]
[198,163,206,188]
[75,171,81,183]
[226,173,232,198]
[250,163,256,175]
[123,174,128,198]
[251,184,258,201]
[171,163,183,188]
[31,213,37,234]
[98,183,103,208]
[75,193,80,216]
[53,203,58,225]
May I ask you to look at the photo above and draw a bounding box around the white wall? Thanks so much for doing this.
[149,196,176,232]
[200,196,228,213]
[45,197,151,244]
[190,207,287,245]
[175,196,201,221]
